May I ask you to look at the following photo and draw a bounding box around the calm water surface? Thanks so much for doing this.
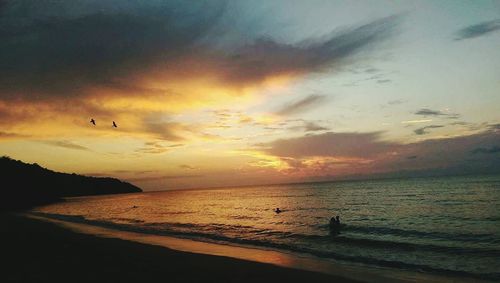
[35,175,500,280]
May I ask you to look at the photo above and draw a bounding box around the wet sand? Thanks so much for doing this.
[1,213,358,283]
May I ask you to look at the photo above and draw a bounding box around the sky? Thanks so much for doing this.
[1,0,499,191]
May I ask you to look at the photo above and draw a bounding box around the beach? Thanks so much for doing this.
[2,213,358,283]
[30,176,500,281]
[3,172,499,283]
[5,211,492,283]
[2,2,499,282]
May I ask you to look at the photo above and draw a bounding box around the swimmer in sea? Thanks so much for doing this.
[329,215,341,235]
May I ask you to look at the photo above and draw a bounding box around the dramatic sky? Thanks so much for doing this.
[1,0,499,190]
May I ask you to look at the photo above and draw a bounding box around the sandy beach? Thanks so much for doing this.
[4,212,489,283]
[2,213,359,283]
[2,1,499,282]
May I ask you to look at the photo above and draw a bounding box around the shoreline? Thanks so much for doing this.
[2,212,354,283]
[20,212,489,283]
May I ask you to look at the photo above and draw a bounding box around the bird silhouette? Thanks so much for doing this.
[90,118,96,125]
[112,121,117,128]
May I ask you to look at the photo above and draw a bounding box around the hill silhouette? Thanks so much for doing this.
[1,156,142,210]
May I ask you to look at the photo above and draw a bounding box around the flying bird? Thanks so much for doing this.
[90,118,96,125]
[112,121,117,128]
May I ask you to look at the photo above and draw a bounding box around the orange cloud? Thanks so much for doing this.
[254,128,500,178]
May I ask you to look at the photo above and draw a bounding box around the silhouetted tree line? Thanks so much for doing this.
[1,156,142,211]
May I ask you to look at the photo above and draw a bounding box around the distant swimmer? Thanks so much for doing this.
[329,215,341,235]
[274,208,282,214]
[90,118,96,125]
[112,121,117,128]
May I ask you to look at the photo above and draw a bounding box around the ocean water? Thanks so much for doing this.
[34,175,500,280]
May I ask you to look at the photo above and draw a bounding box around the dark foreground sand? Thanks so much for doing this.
[1,213,357,283]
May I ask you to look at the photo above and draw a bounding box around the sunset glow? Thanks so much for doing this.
[1,0,499,190]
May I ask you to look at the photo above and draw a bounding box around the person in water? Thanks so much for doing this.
[330,215,340,225]
[275,208,282,213]
[329,215,341,234]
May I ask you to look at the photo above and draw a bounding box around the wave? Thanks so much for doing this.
[30,212,500,281]
[343,224,500,244]
[330,235,500,256]
[33,212,500,256]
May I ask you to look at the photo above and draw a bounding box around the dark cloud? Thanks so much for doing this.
[257,129,500,176]
[276,95,328,116]
[303,122,329,132]
[414,125,444,135]
[259,132,391,158]
[288,120,329,132]
[446,114,460,119]
[455,19,500,40]
[219,15,400,86]
[414,108,459,119]
[0,0,226,100]
[0,1,401,101]
[415,109,444,116]
[40,140,90,151]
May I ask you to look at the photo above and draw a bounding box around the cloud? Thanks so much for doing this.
[276,95,328,116]
[255,129,500,176]
[0,0,226,100]
[180,164,197,170]
[40,140,90,151]
[258,132,391,158]
[401,119,433,124]
[377,79,391,84]
[303,122,330,132]
[288,120,330,132]
[489,123,500,130]
[141,121,186,141]
[415,109,444,116]
[413,125,444,135]
[0,1,400,101]
[135,141,184,154]
[455,19,500,40]
[414,108,459,119]
[388,100,404,105]
[0,2,401,142]
[450,121,468,126]
[217,15,400,87]
[364,67,379,74]
[0,131,24,139]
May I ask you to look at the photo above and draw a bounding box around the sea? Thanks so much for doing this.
[33,175,500,281]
